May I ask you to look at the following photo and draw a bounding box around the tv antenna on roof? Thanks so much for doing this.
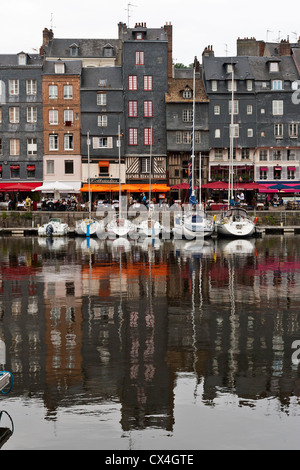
[125,3,137,27]
[50,12,56,30]
[266,29,273,41]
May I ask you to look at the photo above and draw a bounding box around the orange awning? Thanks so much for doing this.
[98,161,110,167]
[80,183,170,193]
[80,184,120,192]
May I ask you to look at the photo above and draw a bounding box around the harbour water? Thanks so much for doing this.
[1,234,300,450]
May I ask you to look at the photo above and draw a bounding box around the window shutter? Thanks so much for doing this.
[107,137,113,149]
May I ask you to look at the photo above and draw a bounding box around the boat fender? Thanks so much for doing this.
[46,224,54,236]
[254,217,258,224]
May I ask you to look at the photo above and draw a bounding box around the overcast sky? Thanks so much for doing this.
[1,0,298,64]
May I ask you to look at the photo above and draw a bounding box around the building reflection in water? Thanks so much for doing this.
[0,235,300,436]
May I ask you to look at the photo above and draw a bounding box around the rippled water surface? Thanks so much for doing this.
[1,234,300,450]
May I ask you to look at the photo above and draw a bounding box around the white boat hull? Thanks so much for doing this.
[38,220,68,237]
[75,218,104,237]
[217,221,255,238]
[172,213,214,239]
[138,219,161,237]
[106,217,136,238]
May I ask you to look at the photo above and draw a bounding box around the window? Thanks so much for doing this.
[259,150,267,161]
[64,109,73,125]
[228,80,237,92]
[104,46,113,57]
[46,160,54,174]
[97,115,108,127]
[135,51,144,65]
[64,134,73,150]
[260,169,267,180]
[143,100,153,117]
[49,85,58,99]
[49,134,59,151]
[64,160,74,174]
[289,123,298,138]
[176,132,182,144]
[129,75,137,90]
[215,129,221,138]
[26,79,37,95]
[241,148,250,159]
[143,75,153,91]
[144,127,153,146]
[92,137,113,149]
[274,167,282,179]
[230,124,239,138]
[27,138,37,155]
[183,90,192,99]
[211,80,217,91]
[247,105,253,115]
[215,149,223,159]
[128,101,138,117]
[9,107,19,123]
[227,64,233,74]
[274,124,283,138]
[49,110,58,125]
[272,80,283,90]
[129,128,138,145]
[269,62,279,72]
[18,54,26,65]
[97,93,106,105]
[182,132,191,144]
[247,128,253,137]
[55,62,65,73]
[229,100,238,115]
[214,105,220,115]
[10,164,20,178]
[195,131,201,144]
[27,164,35,178]
[272,150,282,161]
[287,168,296,180]
[10,139,20,155]
[9,80,19,95]
[98,79,107,87]
[272,100,283,115]
[287,149,296,161]
[64,85,73,99]
[141,157,151,173]
[27,106,37,123]
[246,80,253,91]
[182,109,193,122]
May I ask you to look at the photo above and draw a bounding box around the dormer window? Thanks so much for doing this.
[18,53,27,65]
[103,44,114,57]
[69,44,79,57]
[55,61,65,74]
[136,32,143,40]
[268,61,280,72]
[227,64,233,74]
[182,86,192,99]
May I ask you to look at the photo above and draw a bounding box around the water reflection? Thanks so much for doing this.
[1,235,300,448]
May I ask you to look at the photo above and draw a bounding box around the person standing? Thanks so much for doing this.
[25,195,32,212]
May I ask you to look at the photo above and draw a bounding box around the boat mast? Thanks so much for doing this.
[149,125,152,205]
[228,68,235,204]
[189,65,196,205]
[118,122,122,219]
[87,130,91,218]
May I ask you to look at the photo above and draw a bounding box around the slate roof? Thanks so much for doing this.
[248,56,298,81]
[80,66,123,89]
[202,55,254,80]
[43,59,82,75]
[43,38,119,58]
[0,53,43,67]
[292,48,300,74]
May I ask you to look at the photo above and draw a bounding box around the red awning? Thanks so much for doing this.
[98,161,110,167]
[170,183,190,189]
[288,167,296,171]
[27,165,35,171]
[274,167,282,171]
[0,182,42,192]
[260,167,268,171]
[10,165,20,170]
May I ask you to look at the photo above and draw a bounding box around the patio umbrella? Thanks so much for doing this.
[32,181,78,199]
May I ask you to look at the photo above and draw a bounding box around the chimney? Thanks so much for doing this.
[164,22,173,79]
[279,38,291,56]
[42,28,54,47]
[202,45,214,57]
[194,56,200,73]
